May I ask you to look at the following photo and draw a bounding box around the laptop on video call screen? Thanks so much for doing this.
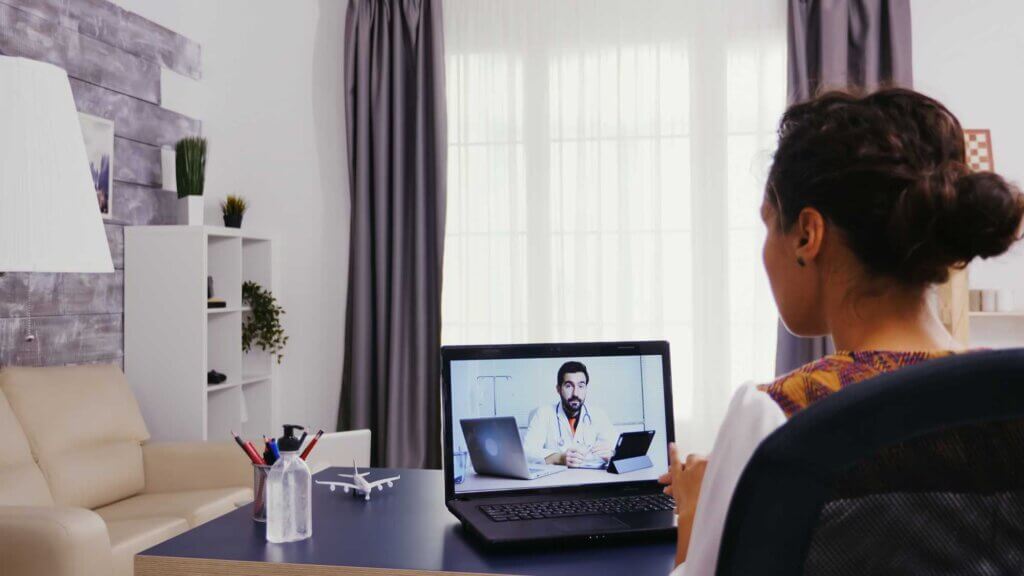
[444,344,672,495]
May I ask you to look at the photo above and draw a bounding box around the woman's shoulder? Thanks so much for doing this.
[755,352,861,418]
[754,350,956,418]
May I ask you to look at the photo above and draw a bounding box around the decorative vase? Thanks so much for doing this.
[224,213,243,228]
[177,195,203,226]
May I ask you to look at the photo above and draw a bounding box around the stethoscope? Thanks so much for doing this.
[555,403,588,446]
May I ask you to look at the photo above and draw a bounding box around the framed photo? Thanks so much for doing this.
[78,112,114,219]
[964,128,994,172]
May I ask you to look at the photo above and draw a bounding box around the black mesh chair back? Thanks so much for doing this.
[716,348,1024,576]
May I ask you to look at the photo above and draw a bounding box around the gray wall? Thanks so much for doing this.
[0,0,201,367]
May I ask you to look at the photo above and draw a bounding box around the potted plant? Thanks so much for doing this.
[175,136,207,225]
[242,281,288,363]
[220,194,247,228]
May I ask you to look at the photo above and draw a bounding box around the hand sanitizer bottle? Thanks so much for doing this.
[266,424,312,543]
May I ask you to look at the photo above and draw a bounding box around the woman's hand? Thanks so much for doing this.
[658,443,708,566]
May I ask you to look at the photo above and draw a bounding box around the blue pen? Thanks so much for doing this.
[270,438,281,461]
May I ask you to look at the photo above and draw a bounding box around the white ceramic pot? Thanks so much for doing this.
[177,195,204,226]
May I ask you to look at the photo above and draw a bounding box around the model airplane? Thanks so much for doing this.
[315,461,401,501]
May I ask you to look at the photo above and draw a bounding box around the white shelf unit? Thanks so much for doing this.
[125,226,277,442]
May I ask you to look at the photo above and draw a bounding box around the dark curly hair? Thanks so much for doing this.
[766,88,1024,286]
[556,361,589,386]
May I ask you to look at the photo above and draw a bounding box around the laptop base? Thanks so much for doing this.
[448,489,677,547]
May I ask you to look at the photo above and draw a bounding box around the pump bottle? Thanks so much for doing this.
[266,424,313,543]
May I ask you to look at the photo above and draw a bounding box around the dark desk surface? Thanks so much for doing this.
[137,467,677,576]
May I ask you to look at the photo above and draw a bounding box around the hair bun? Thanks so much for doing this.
[770,88,1024,286]
[937,171,1024,264]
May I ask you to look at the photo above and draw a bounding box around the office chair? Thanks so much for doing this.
[716,348,1024,576]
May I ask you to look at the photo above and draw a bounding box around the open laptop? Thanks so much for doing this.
[461,417,566,480]
[442,340,677,546]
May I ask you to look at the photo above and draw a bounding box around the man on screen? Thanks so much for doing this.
[524,361,617,468]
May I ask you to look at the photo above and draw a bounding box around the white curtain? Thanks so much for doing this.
[443,0,786,453]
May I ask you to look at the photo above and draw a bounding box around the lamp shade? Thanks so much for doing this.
[0,57,114,273]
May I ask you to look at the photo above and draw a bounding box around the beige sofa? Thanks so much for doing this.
[0,364,252,576]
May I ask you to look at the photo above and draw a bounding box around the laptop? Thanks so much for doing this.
[461,416,566,480]
[442,340,677,546]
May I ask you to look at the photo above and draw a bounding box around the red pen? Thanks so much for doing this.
[232,431,264,465]
[245,441,266,465]
[300,429,324,460]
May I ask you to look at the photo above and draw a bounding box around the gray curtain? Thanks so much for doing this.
[339,0,447,469]
[776,0,912,375]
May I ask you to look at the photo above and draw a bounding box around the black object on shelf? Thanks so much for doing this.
[208,370,227,385]
[208,298,227,309]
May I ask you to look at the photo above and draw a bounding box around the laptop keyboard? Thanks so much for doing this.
[480,494,675,522]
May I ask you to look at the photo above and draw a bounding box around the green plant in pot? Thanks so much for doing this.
[175,137,207,197]
[175,137,207,225]
[221,194,247,228]
[243,281,287,364]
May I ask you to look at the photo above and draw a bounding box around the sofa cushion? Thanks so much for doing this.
[0,388,53,506]
[107,517,189,576]
[95,487,252,528]
[0,365,150,509]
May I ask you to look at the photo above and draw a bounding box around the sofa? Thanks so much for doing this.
[0,364,252,576]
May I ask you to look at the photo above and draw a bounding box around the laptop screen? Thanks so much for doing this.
[443,342,672,496]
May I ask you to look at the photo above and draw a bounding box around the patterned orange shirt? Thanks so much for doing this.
[758,350,957,419]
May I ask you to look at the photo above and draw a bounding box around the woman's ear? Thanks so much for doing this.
[794,207,825,265]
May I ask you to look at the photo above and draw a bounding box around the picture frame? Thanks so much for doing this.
[964,128,994,172]
[78,112,115,219]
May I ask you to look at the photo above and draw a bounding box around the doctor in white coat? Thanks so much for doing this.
[523,360,617,467]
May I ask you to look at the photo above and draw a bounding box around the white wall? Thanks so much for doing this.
[913,0,1024,346]
[113,0,350,432]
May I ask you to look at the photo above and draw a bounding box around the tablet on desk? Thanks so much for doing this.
[609,430,656,474]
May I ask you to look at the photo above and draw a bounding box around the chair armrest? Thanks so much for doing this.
[142,441,252,494]
[304,429,372,474]
[0,506,112,576]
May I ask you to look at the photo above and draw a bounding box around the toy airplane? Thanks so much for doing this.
[315,461,401,501]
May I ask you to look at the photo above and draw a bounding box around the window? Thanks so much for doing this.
[444,0,785,451]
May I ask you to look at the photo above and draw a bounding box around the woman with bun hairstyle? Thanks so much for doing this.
[661,88,1024,575]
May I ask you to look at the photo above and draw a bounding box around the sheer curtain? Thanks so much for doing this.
[443,0,785,452]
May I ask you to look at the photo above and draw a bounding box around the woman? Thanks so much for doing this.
[661,88,1024,575]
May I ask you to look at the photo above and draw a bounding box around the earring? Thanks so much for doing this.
[796,257,806,267]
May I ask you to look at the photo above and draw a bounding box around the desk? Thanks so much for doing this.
[457,467,663,493]
[136,468,676,576]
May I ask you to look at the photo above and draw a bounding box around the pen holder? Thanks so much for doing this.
[252,464,270,522]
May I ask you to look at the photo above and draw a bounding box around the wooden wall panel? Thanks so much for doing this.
[0,273,62,318]
[66,356,124,370]
[112,182,178,225]
[2,0,201,79]
[0,313,123,366]
[105,223,124,269]
[0,271,123,318]
[0,1,160,102]
[58,271,124,315]
[70,77,200,147]
[0,0,200,368]
[114,137,162,187]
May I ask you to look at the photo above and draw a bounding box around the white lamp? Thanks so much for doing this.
[0,57,114,350]
[0,56,114,274]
